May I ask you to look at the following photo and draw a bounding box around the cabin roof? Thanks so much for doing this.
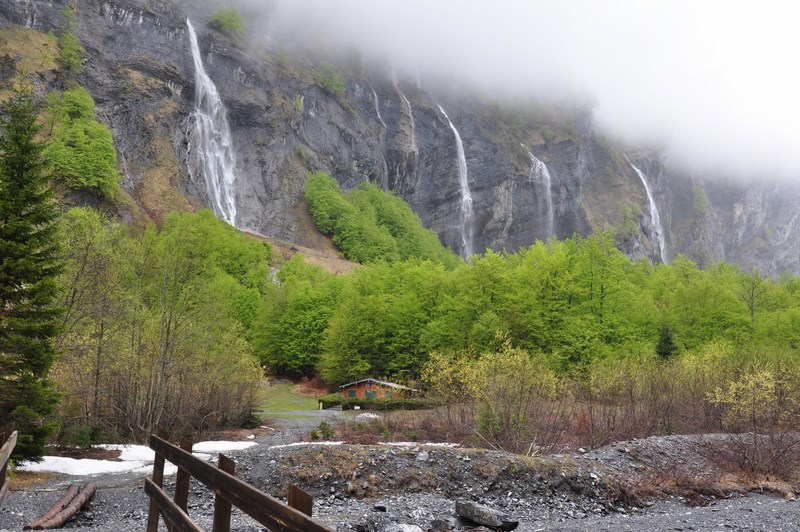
[339,377,417,392]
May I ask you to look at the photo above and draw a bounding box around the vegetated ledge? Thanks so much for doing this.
[317,394,441,411]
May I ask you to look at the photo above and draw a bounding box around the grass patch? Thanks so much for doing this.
[257,382,321,414]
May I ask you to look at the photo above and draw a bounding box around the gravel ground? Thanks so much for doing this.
[1,416,799,531]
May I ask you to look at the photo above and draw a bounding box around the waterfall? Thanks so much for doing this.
[372,89,387,129]
[186,19,238,227]
[390,69,417,153]
[522,144,555,239]
[439,106,474,259]
[626,156,667,263]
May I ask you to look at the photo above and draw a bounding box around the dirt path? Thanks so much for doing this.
[2,423,799,531]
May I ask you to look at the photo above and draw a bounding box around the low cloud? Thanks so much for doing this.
[222,0,800,181]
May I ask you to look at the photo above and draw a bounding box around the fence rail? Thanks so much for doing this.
[0,425,18,507]
[146,433,334,532]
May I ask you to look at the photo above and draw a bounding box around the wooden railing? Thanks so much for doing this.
[0,425,18,507]
[146,433,334,532]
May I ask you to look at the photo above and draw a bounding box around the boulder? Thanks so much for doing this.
[455,500,519,531]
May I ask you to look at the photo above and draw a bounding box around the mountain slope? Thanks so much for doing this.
[1,0,798,275]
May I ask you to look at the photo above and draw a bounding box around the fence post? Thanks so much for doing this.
[173,438,193,511]
[146,428,168,532]
[288,485,313,517]
[0,426,18,508]
[212,454,235,532]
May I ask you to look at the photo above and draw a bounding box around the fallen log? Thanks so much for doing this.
[455,499,519,531]
[23,484,79,530]
[24,482,96,530]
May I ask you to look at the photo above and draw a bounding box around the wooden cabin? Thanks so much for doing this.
[339,378,417,400]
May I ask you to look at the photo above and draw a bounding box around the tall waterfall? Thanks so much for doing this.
[626,157,667,263]
[439,106,474,259]
[372,89,387,129]
[390,69,417,153]
[522,144,555,239]
[186,19,238,227]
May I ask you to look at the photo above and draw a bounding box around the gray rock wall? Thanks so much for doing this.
[2,0,798,275]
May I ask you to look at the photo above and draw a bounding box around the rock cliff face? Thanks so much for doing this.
[1,0,798,275]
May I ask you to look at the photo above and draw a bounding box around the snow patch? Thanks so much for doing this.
[268,441,344,450]
[380,442,461,448]
[18,440,256,476]
[192,441,258,453]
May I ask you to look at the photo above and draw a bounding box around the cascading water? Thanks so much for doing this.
[372,89,387,129]
[186,19,238,227]
[522,144,555,239]
[390,69,417,153]
[626,156,668,263]
[439,106,474,259]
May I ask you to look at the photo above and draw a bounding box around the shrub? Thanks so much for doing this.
[208,7,246,40]
[315,63,345,97]
[692,186,708,214]
[304,171,459,267]
[317,394,439,411]
[44,88,120,198]
[58,8,84,74]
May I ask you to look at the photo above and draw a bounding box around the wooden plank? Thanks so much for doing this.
[146,436,167,532]
[0,478,9,507]
[149,435,334,532]
[288,485,313,517]
[173,438,193,512]
[0,432,18,471]
[144,479,202,532]
[212,454,235,532]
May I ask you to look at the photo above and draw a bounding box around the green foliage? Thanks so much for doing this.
[0,89,62,462]
[304,172,460,267]
[315,63,345,97]
[617,203,641,240]
[208,7,246,40]
[251,255,341,377]
[54,209,271,440]
[293,93,303,112]
[58,8,84,74]
[471,341,559,451]
[317,394,438,411]
[692,185,708,214]
[655,324,678,359]
[313,421,334,440]
[44,88,120,198]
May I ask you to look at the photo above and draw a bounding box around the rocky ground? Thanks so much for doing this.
[1,415,799,531]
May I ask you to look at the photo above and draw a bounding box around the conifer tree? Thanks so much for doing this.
[655,323,678,360]
[0,89,62,461]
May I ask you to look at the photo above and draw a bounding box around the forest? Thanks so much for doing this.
[2,80,799,456]
[51,170,800,452]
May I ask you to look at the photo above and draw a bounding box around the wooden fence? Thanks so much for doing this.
[146,433,334,532]
[0,425,18,507]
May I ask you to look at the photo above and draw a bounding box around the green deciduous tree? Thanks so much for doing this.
[0,90,62,461]
[305,172,459,266]
[45,88,119,198]
[58,8,84,75]
[54,209,269,442]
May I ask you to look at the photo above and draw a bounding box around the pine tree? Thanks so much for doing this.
[655,323,678,360]
[0,89,62,461]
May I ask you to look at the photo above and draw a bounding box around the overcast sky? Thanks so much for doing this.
[249,0,800,180]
